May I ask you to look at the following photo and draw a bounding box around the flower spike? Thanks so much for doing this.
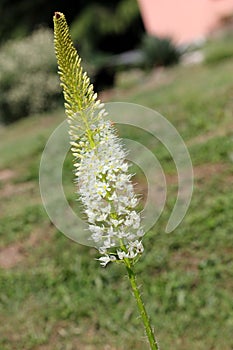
[53,12,144,265]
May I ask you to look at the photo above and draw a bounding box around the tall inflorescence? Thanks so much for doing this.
[53,12,144,266]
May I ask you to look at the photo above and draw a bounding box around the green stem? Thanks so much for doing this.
[124,259,159,350]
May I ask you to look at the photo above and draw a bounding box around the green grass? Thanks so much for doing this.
[0,37,233,349]
[204,33,233,65]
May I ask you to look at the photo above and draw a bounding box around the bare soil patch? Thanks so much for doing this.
[193,162,230,180]
[0,243,24,269]
[0,225,52,269]
[0,181,35,198]
[171,250,201,272]
[0,168,15,181]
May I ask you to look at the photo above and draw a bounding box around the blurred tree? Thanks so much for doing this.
[71,0,144,57]
[70,0,144,90]
[0,0,144,50]
[0,0,144,104]
[0,0,84,43]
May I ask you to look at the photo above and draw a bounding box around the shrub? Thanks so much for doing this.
[0,28,61,124]
[140,34,180,69]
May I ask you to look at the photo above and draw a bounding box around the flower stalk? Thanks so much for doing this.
[53,11,159,349]
[124,259,159,350]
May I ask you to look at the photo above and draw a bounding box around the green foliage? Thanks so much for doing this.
[71,0,139,38]
[0,1,138,45]
[140,34,180,68]
[0,28,60,124]
[70,0,142,58]
[0,1,84,44]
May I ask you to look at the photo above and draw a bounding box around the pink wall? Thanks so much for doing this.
[137,0,233,44]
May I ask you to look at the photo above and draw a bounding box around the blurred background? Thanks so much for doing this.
[0,1,233,349]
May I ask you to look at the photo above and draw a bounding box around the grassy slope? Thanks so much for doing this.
[0,55,233,349]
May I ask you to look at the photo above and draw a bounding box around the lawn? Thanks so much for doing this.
[0,44,233,349]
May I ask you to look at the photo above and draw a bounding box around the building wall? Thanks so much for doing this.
[137,0,233,44]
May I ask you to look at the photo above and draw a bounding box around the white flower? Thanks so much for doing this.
[71,118,144,266]
[116,240,144,260]
[125,211,141,228]
[98,255,116,267]
[117,250,127,260]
